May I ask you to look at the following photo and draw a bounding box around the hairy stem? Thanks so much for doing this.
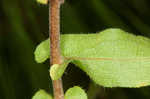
[49,0,64,99]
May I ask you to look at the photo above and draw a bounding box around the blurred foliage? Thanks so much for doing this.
[0,0,150,99]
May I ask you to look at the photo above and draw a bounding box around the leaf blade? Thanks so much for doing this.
[34,39,50,63]
[65,86,87,99]
[32,89,53,99]
[50,59,71,80]
[34,28,150,87]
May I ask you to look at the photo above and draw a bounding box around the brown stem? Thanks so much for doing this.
[49,0,64,99]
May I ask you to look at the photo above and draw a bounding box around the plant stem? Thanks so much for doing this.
[49,0,64,99]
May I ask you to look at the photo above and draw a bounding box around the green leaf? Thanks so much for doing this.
[34,39,50,63]
[37,0,48,4]
[50,59,71,80]
[65,86,87,99]
[32,89,53,99]
[34,28,150,87]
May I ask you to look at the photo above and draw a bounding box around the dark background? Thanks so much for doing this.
[1,0,150,99]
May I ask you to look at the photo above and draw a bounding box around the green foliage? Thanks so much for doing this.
[50,60,71,80]
[37,0,48,4]
[34,28,150,88]
[34,39,50,63]
[32,89,53,99]
[65,86,87,99]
